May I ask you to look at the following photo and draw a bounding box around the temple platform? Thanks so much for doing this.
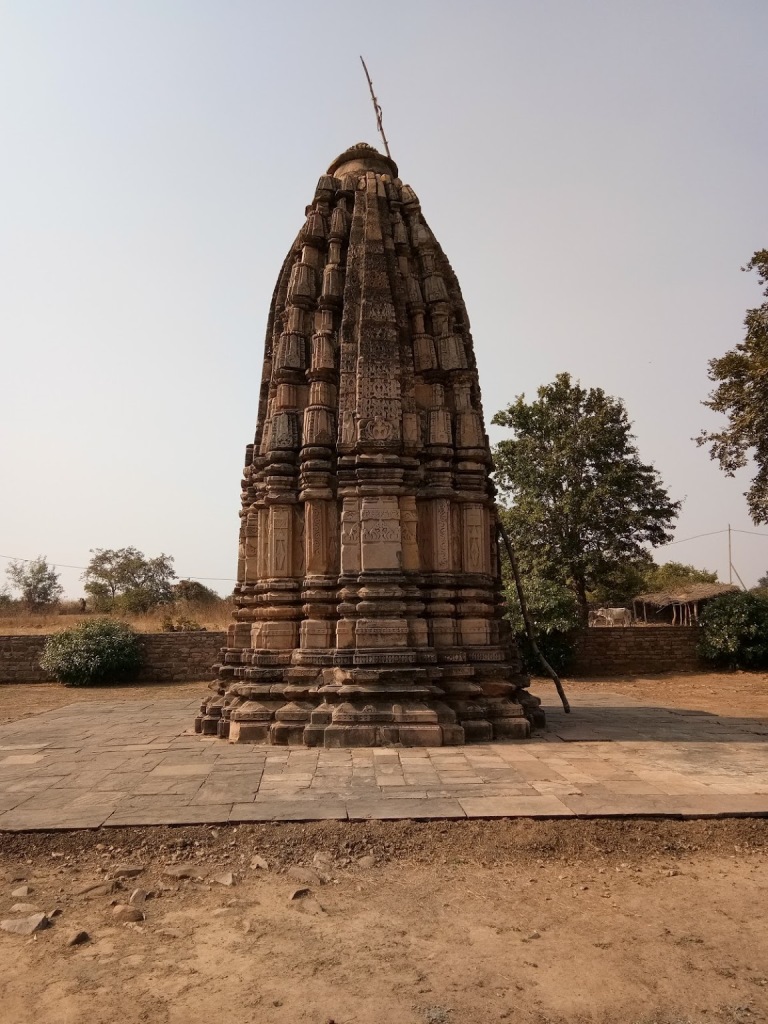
[1,687,767,829]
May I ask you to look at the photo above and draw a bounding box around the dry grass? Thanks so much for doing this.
[0,601,232,635]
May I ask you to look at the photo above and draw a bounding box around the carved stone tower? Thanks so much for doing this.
[196,142,533,746]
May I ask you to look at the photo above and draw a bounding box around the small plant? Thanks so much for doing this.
[41,618,142,687]
[698,592,768,670]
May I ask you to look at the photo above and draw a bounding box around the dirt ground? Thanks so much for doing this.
[0,818,766,1024]
[1,673,767,1024]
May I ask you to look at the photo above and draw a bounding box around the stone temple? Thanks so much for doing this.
[196,142,536,747]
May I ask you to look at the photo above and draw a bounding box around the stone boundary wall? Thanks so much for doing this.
[569,626,704,676]
[1,627,705,684]
[0,632,226,684]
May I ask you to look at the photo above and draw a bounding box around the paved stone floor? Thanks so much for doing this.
[0,690,767,829]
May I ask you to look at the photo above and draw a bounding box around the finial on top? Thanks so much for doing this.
[327,142,398,179]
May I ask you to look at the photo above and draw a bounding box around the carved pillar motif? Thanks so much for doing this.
[430,499,453,573]
[360,497,401,572]
[340,497,361,575]
[399,496,419,572]
[462,505,489,575]
[243,512,259,582]
[305,500,330,576]
[268,506,292,577]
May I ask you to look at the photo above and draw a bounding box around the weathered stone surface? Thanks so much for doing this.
[164,864,207,880]
[196,142,535,747]
[67,930,90,946]
[76,881,116,898]
[1,913,49,935]
[211,872,236,887]
[112,904,143,923]
[111,866,144,879]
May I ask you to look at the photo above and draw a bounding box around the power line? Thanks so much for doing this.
[665,529,727,546]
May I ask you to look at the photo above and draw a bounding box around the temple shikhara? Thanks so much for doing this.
[196,142,536,746]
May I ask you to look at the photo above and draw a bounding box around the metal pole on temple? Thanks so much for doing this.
[497,519,571,713]
[360,56,392,160]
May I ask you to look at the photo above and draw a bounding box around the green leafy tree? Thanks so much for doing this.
[82,547,176,612]
[492,373,680,624]
[641,561,718,592]
[173,580,221,605]
[698,251,768,523]
[698,592,768,670]
[758,571,768,590]
[6,556,63,609]
[587,559,652,607]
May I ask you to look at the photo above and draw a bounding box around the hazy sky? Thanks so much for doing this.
[2,0,767,597]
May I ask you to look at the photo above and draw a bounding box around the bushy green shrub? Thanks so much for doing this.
[41,618,142,687]
[698,592,768,670]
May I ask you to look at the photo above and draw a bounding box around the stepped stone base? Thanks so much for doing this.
[195,662,538,747]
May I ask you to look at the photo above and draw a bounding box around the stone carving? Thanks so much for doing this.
[196,142,536,746]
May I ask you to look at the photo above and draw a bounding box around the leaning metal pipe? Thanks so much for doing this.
[496,517,571,714]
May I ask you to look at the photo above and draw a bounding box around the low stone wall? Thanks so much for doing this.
[0,627,705,684]
[0,632,226,684]
[569,626,704,676]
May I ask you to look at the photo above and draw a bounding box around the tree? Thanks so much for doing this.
[82,547,176,612]
[757,571,768,592]
[173,580,221,605]
[698,592,768,670]
[6,556,64,609]
[492,373,680,623]
[641,561,718,592]
[698,251,768,524]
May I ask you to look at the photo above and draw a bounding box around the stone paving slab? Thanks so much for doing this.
[0,691,767,829]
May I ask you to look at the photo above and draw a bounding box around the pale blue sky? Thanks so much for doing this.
[1,0,767,596]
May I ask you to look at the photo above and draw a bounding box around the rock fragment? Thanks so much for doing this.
[10,885,32,898]
[111,866,144,879]
[111,904,144,923]
[67,931,90,946]
[164,864,207,880]
[75,881,116,898]
[286,867,322,886]
[1,913,49,936]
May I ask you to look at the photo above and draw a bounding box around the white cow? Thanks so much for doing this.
[591,607,632,627]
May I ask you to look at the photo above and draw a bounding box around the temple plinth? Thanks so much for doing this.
[196,142,538,746]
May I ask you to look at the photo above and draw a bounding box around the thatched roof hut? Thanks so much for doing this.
[632,583,739,625]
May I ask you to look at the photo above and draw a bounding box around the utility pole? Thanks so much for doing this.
[728,523,732,585]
